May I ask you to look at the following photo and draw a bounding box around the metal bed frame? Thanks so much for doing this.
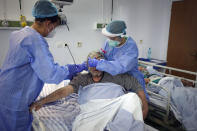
[139,60,197,86]
[138,60,197,131]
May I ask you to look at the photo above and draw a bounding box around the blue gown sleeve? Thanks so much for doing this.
[21,36,70,84]
[96,41,138,76]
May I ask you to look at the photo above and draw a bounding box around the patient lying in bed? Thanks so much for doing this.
[139,65,197,131]
[139,65,194,87]
[30,51,148,131]
[138,66,163,84]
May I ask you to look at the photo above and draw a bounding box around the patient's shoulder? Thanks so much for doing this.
[116,73,139,83]
[116,73,133,79]
[104,72,134,80]
[69,73,92,93]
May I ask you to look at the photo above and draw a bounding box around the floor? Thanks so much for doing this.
[145,119,185,131]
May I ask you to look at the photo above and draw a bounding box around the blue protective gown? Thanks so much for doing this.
[97,37,149,100]
[0,26,70,131]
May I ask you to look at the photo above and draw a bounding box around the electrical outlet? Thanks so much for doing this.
[57,43,64,48]
[77,42,82,47]
[139,40,143,44]
[56,42,68,48]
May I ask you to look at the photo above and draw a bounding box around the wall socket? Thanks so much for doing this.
[56,42,68,48]
[139,40,143,44]
[77,42,82,47]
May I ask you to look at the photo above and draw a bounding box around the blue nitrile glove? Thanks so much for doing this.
[81,61,88,71]
[88,57,99,67]
[67,63,87,80]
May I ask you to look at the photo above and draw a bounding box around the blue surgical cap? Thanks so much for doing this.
[107,20,126,34]
[32,0,58,18]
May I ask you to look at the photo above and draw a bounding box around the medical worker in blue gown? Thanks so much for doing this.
[88,20,148,118]
[0,0,87,130]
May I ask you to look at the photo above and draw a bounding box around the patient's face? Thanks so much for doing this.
[88,54,103,77]
[89,67,103,77]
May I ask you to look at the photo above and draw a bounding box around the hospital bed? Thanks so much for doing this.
[32,80,159,131]
[32,80,80,131]
[138,60,197,131]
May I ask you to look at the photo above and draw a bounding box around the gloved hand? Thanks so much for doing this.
[67,63,87,80]
[88,57,99,67]
[81,61,88,71]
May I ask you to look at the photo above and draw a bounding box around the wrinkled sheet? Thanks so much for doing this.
[34,93,80,131]
[73,83,144,131]
[33,80,80,131]
[147,77,197,131]
[171,87,197,131]
[33,82,159,131]
[158,77,197,131]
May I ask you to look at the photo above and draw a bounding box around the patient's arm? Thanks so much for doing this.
[30,85,74,112]
[137,91,148,119]
[120,73,148,119]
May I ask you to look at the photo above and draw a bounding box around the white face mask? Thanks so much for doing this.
[45,24,56,38]
[46,29,56,38]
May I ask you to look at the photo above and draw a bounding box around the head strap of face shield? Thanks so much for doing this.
[58,13,70,31]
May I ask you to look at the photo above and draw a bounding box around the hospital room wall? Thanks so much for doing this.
[112,0,172,60]
[0,0,172,67]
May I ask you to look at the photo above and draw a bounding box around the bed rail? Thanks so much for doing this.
[138,60,197,86]
[147,82,171,122]
[139,60,197,123]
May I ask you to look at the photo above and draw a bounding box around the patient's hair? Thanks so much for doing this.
[87,50,104,60]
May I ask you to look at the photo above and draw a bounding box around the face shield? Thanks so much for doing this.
[45,13,69,38]
[102,20,127,37]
